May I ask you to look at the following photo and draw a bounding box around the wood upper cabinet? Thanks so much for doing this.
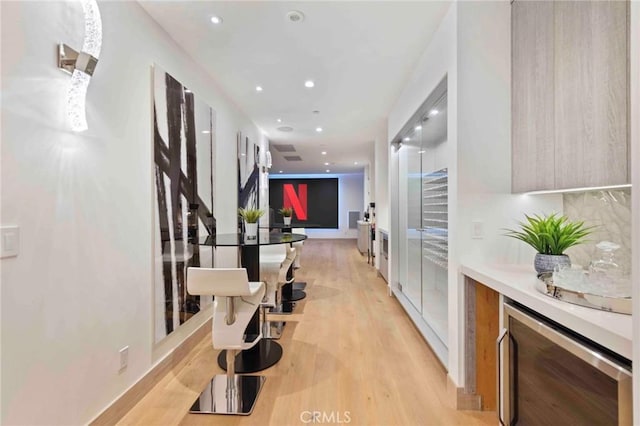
[554,1,628,189]
[512,1,555,193]
[512,0,629,193]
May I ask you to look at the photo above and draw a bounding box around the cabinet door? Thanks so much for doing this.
[554,0,628,189]
[512,1,555,192]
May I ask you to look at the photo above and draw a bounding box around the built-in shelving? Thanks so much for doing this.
[422,168,448,269]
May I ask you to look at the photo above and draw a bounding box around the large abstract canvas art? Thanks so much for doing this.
[237,133,260,213]
[153,65,216,343]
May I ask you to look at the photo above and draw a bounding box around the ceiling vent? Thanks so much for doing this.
[277,126,294,132]
[287,10,305,23]
[272,144,296,152]
[284,155,303,162]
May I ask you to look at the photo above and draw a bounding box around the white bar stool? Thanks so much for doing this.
[262,246,296,338]
[292,228,306,269]
[186,268,266,416]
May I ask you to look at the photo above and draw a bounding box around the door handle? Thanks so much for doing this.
[497,328,509,426]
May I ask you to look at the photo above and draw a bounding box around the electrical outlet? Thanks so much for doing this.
[1,226,20,258]
[119,346,129,371]
[472,220,484,239]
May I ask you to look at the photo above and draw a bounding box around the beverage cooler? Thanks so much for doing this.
[499,302,632,425]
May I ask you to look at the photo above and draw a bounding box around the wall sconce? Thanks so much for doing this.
[261,151,273,174]
[57,0,102,132]
[265,150,272,169]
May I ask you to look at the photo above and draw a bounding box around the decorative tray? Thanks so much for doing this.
[536,272,632,315]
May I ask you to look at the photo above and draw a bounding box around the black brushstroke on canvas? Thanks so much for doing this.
[154,137,215,235]
[238,136,260,214]
[154,72,215,336]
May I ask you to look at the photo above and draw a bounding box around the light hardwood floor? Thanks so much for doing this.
[118,240,495,426]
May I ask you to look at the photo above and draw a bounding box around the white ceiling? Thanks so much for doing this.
[139,1,451,174]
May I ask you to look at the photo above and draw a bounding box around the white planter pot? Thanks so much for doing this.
[245,222,258,240]
[283,216,292,226]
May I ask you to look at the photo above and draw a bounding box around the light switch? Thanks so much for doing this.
[1,226,20,258]
[471,220,484,239]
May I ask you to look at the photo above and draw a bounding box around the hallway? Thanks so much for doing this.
[118,240,495,426]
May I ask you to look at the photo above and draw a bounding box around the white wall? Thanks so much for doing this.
[374,125,389,232]
[365,139,375,210]
[363,159,377,255]
[455,1,562,385]
[373,124,389,270]
[0,1,260,424]
[388,1,562,387]
[364,164,372,211]
[259,136,271,227]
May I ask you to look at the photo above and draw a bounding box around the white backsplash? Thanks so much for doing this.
[563,189,631,276]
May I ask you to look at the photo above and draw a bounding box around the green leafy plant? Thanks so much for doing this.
[238,208,264,224]
[279,207,293,217]
[504,213,594,255]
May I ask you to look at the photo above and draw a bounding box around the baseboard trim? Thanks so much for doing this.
[391,287,449,365]
[89,319,211,425]
[447,375,482,411]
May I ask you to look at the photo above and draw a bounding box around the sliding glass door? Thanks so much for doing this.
[396,81,449,356]
[398,126,423,311]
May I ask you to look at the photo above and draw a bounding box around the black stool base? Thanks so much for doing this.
[217,340,283,373]
[293,281,307,291]
[283,289,306,302]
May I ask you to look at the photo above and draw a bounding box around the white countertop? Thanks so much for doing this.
[461,262,632,359]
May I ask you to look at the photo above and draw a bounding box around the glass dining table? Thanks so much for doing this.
[198,231,307,373]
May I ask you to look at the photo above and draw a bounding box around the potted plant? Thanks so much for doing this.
[238,208,264,240]
[504,213,593,274]
[279,207,293,226]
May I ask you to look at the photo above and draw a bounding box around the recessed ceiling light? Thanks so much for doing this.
[279,170,283,173]
[316,127,323,133]
[287,10,305,23]
[326,169,330,173]
[210,15,223,24]
[277,118,282,123]
[305,80,315,88]
[321,151,327,155]
[241,153,246,156]
[201,130,211,134]
[324,162,329,166]
[415,125,422,131]
[403,137,410,141]
[354,161,358,165]
[429,109,439,116]
[255,86,263,92]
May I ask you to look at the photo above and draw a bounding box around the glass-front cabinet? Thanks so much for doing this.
[393,78,449,365]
